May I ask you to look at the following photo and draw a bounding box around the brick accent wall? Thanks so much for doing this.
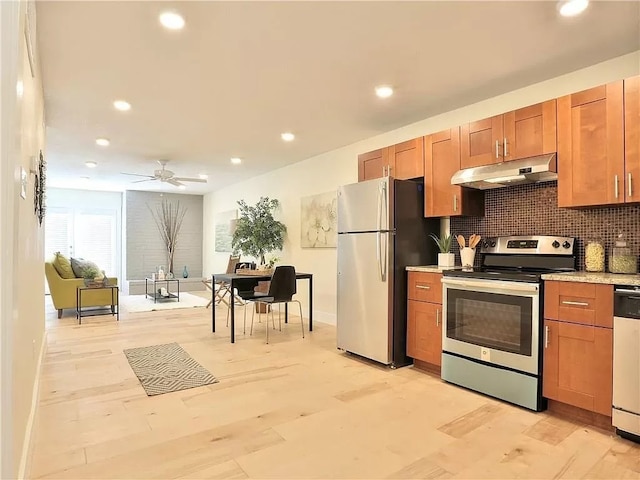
[450,181,640,271]
[124,191,203,280]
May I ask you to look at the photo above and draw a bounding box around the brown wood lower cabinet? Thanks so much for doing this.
[542,319,613,417]
[407,300,442,366]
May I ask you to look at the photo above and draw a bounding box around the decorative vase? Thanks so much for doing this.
[437,253,455,268]
[183,265,189,278]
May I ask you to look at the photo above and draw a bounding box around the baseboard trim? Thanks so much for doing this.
[547,399,613,432]
[17,333,46,479]
[312,311,336,326]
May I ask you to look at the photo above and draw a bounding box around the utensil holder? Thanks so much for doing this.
[460,247,476,268]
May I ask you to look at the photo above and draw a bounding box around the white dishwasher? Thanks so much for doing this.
[613,286,640,443]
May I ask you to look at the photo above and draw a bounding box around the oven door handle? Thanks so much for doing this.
[442,278,539,293]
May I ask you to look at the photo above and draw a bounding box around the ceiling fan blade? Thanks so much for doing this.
[132,178,156,184]
[121,172,156,178]
[173,177,207,183]
[167,178,184,187]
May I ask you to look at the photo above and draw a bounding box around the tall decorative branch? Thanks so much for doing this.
[148,199,187,274]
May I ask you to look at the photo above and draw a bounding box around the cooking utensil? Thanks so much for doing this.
[457,235,465,249]
[470,234,482,249]
[468,234,476,249]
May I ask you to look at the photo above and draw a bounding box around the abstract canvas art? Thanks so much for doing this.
[214,209,237,253]
[301,191,337,248]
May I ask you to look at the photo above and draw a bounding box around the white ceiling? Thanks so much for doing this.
[37,1,640,194]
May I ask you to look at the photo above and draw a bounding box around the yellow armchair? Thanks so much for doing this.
[45,262,118,318]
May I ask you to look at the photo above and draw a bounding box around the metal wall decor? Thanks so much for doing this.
[33,150,46,225]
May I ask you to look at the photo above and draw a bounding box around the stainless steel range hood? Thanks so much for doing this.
[451,153,557,190]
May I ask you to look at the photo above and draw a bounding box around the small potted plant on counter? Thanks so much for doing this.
[430,233,455,268]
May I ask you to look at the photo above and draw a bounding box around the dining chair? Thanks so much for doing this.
[204,255,244,326]
[245,265,304,344]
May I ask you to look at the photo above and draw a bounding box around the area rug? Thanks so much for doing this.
[123,342,218,396]
[121,292,209,313]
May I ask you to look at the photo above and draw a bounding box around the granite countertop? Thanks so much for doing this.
[406,265,457,273]
[541,271,640,286]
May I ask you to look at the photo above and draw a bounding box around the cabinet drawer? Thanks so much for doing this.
[408,272,442,303]
[544,281,613,328]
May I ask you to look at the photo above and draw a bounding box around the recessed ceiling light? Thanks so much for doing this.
[85,161,98,168]
[159,11,185,30]
[281,132,295,142]
[95,138,110,147]
[113,100,131,111]
[375,85,394,98]
[230,157,242,165]
[16,80,23,98]
[198,173,208,179]
[558,0,589,17]
[178,185,186,190]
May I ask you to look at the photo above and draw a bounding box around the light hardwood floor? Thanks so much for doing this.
[29,293,639,479]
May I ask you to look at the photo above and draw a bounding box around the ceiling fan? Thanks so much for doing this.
[121,160,207,187]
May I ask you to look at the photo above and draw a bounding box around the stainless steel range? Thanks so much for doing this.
[441,235,576,411]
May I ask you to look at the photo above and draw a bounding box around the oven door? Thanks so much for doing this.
[442,277,540,375]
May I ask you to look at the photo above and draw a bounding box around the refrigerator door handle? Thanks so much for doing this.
[377,231,383,281]
[381,180,388,231]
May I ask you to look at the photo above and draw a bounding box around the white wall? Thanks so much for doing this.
[0,0,47,477]
[204,51,640,326]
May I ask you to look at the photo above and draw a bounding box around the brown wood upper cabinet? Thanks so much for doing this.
[460,100,557,169]
[460,116,503,168]
[557,81,625,207]
[388,138,424,180]
[358,148,390,182]
[503,100,557,161]
[625,75,640,203]
[424,128,484,217]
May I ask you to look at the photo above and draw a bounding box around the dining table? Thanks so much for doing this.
[211,272,313,343]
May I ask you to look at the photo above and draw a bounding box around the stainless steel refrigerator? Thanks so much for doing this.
[337,176,439,367]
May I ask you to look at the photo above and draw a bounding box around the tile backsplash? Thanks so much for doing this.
[450,181,640,271]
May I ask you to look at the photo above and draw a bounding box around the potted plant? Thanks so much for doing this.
[232,197,287,269]
[430,233,455,268]
[82,266,100,286]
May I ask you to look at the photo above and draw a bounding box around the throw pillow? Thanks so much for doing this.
[70,257,103,279]
[52,252,75,279]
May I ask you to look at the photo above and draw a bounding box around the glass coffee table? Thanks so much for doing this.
[145,278,180,303]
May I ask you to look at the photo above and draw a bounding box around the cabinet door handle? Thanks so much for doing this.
[436,309,440,327]
[615,175,619,199]
[495,140,501,159]
[629,173,633,198]
[503,137,508,158]
[545,325,549,349]
[453,194,458,212]
[416,285,431,290]
[561,300,589,307]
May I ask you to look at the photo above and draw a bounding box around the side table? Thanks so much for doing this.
[145,278,180,303]
[76,285,119,325]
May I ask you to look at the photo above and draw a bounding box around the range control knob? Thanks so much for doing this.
[490,241,496,247]
[552,240,560,248]
[562,241,571,249]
